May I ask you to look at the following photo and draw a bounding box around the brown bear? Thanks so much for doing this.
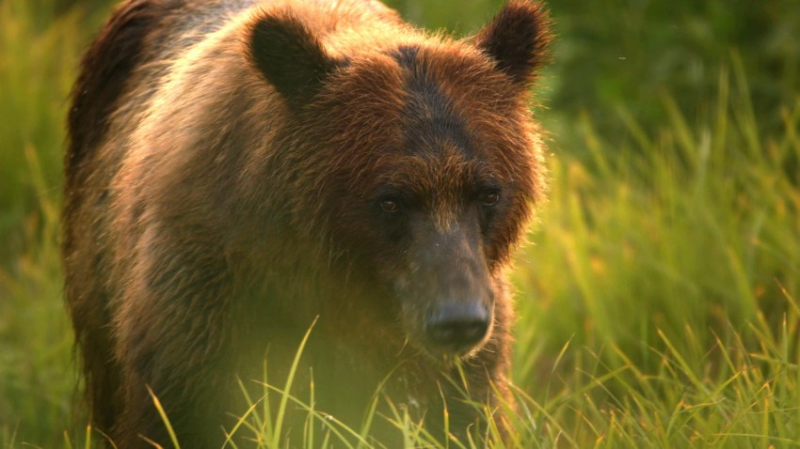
[63,0,551,446]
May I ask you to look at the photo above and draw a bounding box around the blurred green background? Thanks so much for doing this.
[1,0,799,447]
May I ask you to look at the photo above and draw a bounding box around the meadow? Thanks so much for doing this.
[1,0,798,447]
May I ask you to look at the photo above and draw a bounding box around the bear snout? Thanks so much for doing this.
[424,301,492,354]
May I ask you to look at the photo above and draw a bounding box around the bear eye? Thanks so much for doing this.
[380,198,400,213]
[482,191,500,207]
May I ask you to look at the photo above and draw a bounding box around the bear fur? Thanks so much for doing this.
[63,0,551,446]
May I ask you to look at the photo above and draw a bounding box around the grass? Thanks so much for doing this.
[0,1,84,445]
[1,0,798,447]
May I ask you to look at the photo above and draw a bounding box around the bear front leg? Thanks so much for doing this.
[110,241,237,448]
[112,297,236,448]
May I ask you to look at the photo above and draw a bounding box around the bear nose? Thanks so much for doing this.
[425,302,490,351]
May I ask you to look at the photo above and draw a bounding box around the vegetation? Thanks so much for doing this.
[1,0,798,447]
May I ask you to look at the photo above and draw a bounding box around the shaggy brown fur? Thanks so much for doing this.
[64,0,552,446]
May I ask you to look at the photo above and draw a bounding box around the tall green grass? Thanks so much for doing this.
[1,0,798,447]
[0,0,86,446]
[508,60,800,448]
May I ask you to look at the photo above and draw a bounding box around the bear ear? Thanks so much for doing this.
[248,12,338,109]
[474,1,552,86]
